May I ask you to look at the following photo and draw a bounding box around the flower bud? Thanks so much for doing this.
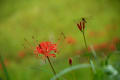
[69,58,72,66]
[77,22,82,31]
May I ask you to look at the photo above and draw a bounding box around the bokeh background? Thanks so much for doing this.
[0,0,120,80]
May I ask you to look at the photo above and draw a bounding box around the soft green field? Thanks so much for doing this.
[0,0,120,80]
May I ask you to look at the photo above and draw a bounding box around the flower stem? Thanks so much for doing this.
[82,31,88,49]
[0,55,10,80]
[47,56,59,80]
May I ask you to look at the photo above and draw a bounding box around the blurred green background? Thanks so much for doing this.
[0,0,120,80]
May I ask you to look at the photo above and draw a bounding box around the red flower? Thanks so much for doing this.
[108,43,116,51]
[112,37,120,44]
[77,22,82,31]
[18,51,26,58]
[34,41,57,57]
[77,20,86,32]
[0,64,1,70]
[65,36,76,45]
[0,59,9,70]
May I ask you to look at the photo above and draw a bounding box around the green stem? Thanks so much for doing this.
[0,55,10,80]
[47,56,59,80]
[82,31,88,49]
[82,31,95,80]
[82,31,91,61]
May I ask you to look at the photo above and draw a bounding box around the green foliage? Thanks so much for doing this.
[116,42,120,51]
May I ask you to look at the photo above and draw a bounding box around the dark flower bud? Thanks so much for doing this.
[69,58,72,66]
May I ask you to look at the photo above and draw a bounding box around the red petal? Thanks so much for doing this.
[77,22,82,31]
[83,22,85,30]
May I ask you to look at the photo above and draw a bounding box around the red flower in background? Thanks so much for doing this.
[0,64,1,70]
[112,37,120,44]
[18,51,26,58]
[75,50,83,54]
[65,36,76,45]
[0,59,9,70]
[34,42,57,57]
[109,43,116,51]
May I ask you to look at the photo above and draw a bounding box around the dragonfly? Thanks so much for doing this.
[82,17,87,23]
[73,16,93,24]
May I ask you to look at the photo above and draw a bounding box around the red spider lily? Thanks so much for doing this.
[99,42,108,49]
[112,37,120,44]
[77,21,86,32]
[86,43,108,52]
[108,43,116,51]
[75,50,83,54]
[65,36,76,45]
[18,51,26,58]
[77,22,82,31]
[34,41,57,57]
[92,44,101,51]
[88,30,97,37]
[77,18,88,49]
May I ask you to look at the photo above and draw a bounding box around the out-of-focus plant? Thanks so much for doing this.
[89,43,120,80]
[0,54,10,80]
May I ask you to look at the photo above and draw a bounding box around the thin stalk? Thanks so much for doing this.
[69,64,76,80]
[0,55,10,80]
[82,31,90,61]
[47,56,59,80]
[82,31,88,49]
[82,31,95,79]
